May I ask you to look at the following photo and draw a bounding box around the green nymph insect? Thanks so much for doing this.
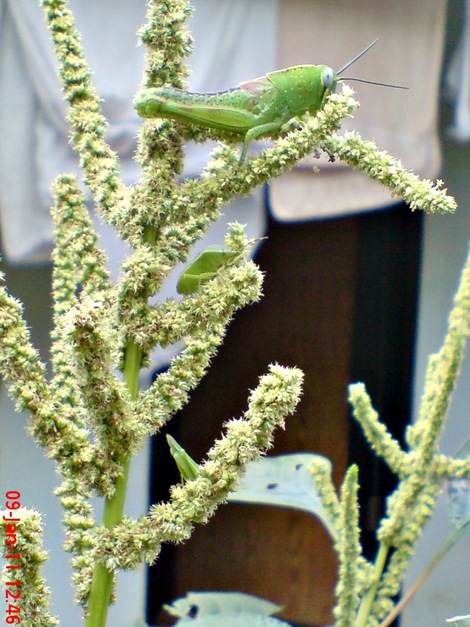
[134,39,403,162]
[176,245,238,295]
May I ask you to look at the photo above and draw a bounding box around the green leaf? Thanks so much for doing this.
[167,434,200,481]
[164,592,291,625]
[446,615,470,626]
[227,454,337,539]
[173,613,291,626]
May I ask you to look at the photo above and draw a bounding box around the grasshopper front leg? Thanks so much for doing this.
[240,120,287,163]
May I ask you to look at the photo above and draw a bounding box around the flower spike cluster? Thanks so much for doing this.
[0,509,58,626]
[0,0,462,625]
[309,245,470,626]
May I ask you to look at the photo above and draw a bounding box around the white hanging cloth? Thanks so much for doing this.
[270,0,447,220]
[0,0,275,265]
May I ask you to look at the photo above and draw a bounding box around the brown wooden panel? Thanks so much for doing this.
[150,214,358,626]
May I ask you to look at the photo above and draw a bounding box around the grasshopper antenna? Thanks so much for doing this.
[337,39,408,89]
[340,77,408,89]
[337,38,379,75]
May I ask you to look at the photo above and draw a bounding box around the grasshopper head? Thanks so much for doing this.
[304,65,338,117]
[306,66,338,116]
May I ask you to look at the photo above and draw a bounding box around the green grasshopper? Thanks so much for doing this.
[134,39,402,162]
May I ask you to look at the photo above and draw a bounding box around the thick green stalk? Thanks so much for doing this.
[85,341,141,627]
[85,225,155,626]
[354,542,389,627]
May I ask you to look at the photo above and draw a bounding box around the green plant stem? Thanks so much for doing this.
[354,542,389,627]
[85,341,142,627]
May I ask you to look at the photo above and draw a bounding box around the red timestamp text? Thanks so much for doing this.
[3,491,21,625]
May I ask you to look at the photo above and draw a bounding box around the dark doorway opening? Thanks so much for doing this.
[146,203,422,626]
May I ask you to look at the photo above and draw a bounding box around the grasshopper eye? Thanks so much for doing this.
[322,67,335,89]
